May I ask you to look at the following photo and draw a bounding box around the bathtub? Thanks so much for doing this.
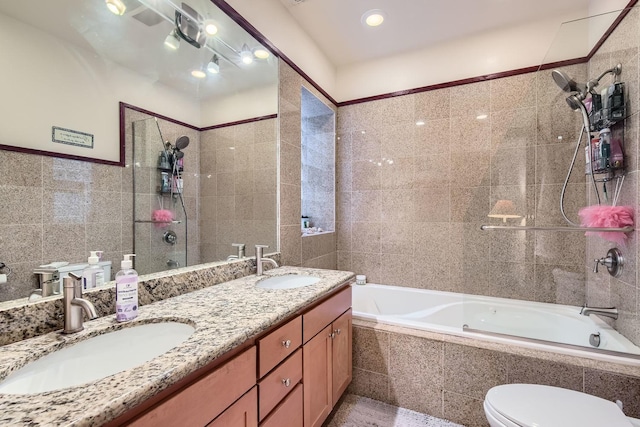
[352,284,640,363]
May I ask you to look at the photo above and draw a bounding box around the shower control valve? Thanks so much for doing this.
[593,248,623,277]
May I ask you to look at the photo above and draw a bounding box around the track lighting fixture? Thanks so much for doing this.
[105,0,126,15]
[207,55,220,74]
[164,28,180,50]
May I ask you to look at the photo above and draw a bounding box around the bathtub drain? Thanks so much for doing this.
[589,332,601,348]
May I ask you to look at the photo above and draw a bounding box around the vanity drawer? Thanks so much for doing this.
[303,286,351,343]
[130,346,256,427]
[258,315,301,377]
[258,348,302,421]
[260,383,303,427]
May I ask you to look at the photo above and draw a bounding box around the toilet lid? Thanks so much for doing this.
[485,384,633,427]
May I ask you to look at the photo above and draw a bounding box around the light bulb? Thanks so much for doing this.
[207,55,220,74]
[253,48,270,59]
[191,70,206,79]
[203,19,218,36]
[106,0,126,15]
[362,9,385,27]
[240,44,253,64]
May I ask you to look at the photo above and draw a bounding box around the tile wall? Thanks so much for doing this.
[350,320,640,427]
[279,62,338,268]
[199,118,278,261]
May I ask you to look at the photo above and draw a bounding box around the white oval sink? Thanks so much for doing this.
[257,274,321,290]
[0,322,195,395]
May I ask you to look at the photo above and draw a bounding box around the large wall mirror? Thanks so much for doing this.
[0,0,279,303]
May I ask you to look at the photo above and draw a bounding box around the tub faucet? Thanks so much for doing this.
[62,272,98,334]
[255,245,278,276]
[580,304,619,320]
[227,243,246,261]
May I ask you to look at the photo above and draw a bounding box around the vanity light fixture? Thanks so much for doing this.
[207,55,220,74]
[106,0,127,15]
[191,69,206,78]
[164,29,180,50]
[240,44,253,64]
[362,9,386,27]
[203,19,218,36]
[253,48,270,59]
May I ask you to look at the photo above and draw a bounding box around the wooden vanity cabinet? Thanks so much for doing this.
[127,346,257,427]
[302,287,352,427]
[112,283,352,427]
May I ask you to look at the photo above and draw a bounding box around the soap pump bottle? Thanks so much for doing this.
[82,250,104,290]
[115,254,138,322]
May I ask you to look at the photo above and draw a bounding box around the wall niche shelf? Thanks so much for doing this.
[480,225,634,232]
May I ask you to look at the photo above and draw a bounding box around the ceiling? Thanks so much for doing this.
[277,0,630,67]
[0,0,278,100]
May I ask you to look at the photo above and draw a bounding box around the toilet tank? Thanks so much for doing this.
[57,261,112,288]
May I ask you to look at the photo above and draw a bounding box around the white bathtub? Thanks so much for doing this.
[352,284,640,363]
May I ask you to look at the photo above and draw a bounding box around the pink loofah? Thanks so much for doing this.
[578,205,634,246]
[152,209,174,228]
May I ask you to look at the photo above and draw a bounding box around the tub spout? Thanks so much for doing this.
[580,305,618,320]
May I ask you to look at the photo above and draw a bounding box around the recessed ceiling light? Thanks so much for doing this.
[203,19,218,36]
[416,120,425,126]
[476,114,488,120]
[191,69,206,79]
[105,0,126,16]
[253,48,270,59]
[362,9,385,27]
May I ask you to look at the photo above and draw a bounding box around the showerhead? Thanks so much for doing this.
[565,94,583,112]
[175,135,189,150]
[552,69,579,93]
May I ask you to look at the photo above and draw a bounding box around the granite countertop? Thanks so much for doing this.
[0,266,355,426]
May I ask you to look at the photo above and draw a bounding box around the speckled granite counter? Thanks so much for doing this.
[0,266,355,426]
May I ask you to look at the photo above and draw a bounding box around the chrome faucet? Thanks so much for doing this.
[227,243,246,261]
[255,245,278,276]
[580,305,619,320]
[62,272,98,334]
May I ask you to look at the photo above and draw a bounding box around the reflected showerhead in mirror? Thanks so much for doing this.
[175,136,189,150]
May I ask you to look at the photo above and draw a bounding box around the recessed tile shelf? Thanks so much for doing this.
[480,225,634,232]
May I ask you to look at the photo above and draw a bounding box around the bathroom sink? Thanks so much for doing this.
[257,274,321,290]
[0,322,195,395]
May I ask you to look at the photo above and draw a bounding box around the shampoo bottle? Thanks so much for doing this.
[82,251,104,290]
[116,254,138,322]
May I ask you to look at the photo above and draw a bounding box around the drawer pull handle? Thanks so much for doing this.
[282,378,291,387]
[282,339,291,348]
[334,328,341,335]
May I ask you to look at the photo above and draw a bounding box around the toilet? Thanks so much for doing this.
[484,384,640,427]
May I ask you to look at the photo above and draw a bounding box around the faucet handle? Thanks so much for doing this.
[64,272,83,297]
[232,243,245,248]
[255,244,269,249]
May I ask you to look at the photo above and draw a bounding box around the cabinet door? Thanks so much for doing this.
[331,309,352,405]
[207,387,257,427]
[303,324,332,427]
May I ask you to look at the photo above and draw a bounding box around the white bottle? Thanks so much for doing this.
[115,254,138,322]
[82,251,104,290]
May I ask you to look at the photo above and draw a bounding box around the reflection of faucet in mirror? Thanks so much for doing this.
[63,273,98,334]
[227,243,246,261]
[255,245,278,276]
[30,267,61,301]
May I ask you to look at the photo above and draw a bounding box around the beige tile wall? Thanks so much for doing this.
[199,118,278,260]
[333,8,640,352]
[279,61,338,268]
[350,322,640,427]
